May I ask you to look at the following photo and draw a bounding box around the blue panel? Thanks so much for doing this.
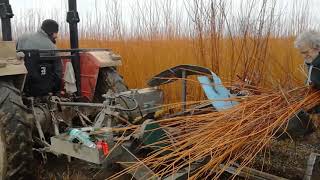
[197,73,238,111]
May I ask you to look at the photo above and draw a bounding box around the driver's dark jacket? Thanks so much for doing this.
[306,54,320,89]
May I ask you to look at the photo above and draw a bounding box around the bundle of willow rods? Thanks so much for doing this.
[111,86,320,179]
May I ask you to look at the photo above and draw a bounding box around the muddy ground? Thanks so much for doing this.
[34,130,320,180]
[35,155,132,180]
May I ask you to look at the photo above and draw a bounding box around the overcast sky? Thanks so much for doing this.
[9,0,320,22]
[6,0,320,38]
[10,1,320,13]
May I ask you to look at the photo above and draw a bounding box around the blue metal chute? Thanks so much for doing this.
[198,72,238,111]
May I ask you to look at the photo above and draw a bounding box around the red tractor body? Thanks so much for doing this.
[62,50,122,101]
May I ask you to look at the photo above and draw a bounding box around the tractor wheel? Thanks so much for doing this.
[93,67,128,103]
[0,81,34,180]
[92,67,141,121]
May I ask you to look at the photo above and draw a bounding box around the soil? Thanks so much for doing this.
[34,130,320,180]
[35,155,133,180]
[253,129,320,179]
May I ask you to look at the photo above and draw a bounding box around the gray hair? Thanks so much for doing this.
[294,30,320,49]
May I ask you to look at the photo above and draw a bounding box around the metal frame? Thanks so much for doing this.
[67,0,81,96]
[0,0,13,41]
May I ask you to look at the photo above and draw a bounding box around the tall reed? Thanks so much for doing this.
[5,0,318,103]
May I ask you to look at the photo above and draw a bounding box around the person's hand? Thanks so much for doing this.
[49,91,65,96]
[53,91,65,96]
[60,91,65,96]
[16,52,25,60]
[310,114,320,128]
[237,90,251,96]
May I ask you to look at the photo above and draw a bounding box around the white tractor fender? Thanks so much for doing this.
[0,41,27,91]
[0,41,27,76]
[85,51,122,68]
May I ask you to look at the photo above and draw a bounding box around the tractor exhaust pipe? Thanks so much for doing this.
[67,0,81,96]
[67,0,79,50]
[0,0,13,41]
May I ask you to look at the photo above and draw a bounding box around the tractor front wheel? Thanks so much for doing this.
[93,67,128,103]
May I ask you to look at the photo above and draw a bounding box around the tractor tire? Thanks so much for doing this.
[92,67,142,121]
[93,67,128,103]
[0,81,34,180]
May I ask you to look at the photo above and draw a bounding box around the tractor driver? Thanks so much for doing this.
[16,19,62,96]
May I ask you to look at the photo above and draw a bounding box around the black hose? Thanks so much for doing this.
[115,94,139,111]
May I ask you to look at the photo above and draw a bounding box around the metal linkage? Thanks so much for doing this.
[0,0,13,41]
[29,97,50,162]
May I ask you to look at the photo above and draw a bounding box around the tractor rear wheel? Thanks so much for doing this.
[0,81,34,180]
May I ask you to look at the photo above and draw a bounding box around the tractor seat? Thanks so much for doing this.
[22,50,57,97]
